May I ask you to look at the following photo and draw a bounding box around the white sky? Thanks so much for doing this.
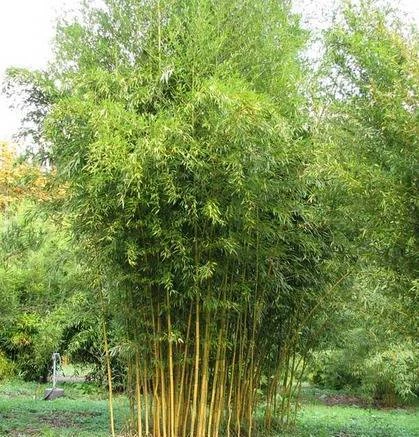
[0,0,418,143]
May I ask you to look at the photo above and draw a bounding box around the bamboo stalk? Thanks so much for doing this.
[190,298,200,435]
[213,324,227,437]
[151,304,161,437]
[207,325,223,436]
[182,366,194,437]
[197,312,210,436]
[284,348,297,425]
[102,318,115,437]
[236,310,248,436]
[166,290,175,437]
[127,359,135,432]
[135,352,143,437]
[143,363,150,436]
[227,315,240,437]
[176,303,193,434]
[157,310,168,437]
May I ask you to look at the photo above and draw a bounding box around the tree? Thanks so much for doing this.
[0,145,104,382]
[321,0,418,334]
[308,0,418,404]
[0,199,94,382]
[0,142,49,210]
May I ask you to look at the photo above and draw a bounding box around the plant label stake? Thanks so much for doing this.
[44,352,64,400]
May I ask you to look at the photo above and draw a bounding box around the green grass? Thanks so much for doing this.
[278,385,419,437]
[0,379,129,436]
[287,403,419,437]
[0,379,417,436]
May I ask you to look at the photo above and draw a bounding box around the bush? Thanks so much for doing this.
[362,344,418,406]
[310,348,362,390]
[0,352,14,380]
[0,313,59,382]
[310,342,418,406]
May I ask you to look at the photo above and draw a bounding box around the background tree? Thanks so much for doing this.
[0,144,104,382]
[0,142,50,209]
[308,0,418,405]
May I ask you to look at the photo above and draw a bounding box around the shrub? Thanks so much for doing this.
[362,344,418,406]
[0,352,14,380]
[310,348,362,390]
[310,342,418,406]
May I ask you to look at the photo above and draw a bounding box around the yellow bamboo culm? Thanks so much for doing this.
[166,290,175,437]
[135,352,143,437]
[191,298,200,436]
[102,319,115,437]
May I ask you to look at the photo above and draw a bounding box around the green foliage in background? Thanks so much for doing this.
[319,0,418,319]
[305,0,418,406]
[0,199,104,381]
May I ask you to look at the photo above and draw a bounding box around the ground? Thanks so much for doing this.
[0,380,417,436]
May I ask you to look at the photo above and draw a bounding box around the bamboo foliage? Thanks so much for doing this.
[10,0,342,435]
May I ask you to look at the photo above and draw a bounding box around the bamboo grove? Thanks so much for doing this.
[7,0,349,435]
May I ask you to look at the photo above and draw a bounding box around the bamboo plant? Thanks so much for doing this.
[7,0,342,435]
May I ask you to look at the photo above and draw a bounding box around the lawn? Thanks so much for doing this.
[0,380,128,436]
[0,380,417,436]
[288,403,418,437]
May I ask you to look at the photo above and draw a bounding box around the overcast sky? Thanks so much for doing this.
[0,0,418,143]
